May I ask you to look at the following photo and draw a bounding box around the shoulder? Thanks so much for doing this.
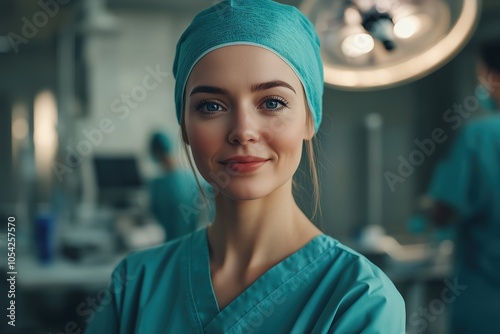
[322,237,405,309]
[113,230,193,278]
[335,243,390,278]
[461,115,500,141]
[322,236,389,278]
[321,237,406,332]
[466,114,500,128]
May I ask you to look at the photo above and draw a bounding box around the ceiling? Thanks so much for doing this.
[0,0,499,46]
[0,0,493,18]
[1,0,499,29]
[105,0,302,11]
[106,0,500,12]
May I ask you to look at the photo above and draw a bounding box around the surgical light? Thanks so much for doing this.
[300,0,482,90]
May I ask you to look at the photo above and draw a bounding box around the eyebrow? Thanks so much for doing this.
[251,80,296,95]
[189,80,296,96]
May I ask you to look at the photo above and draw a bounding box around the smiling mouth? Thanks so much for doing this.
[220,156,270,173]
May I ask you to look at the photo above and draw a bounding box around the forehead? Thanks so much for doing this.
[185,45,303,92]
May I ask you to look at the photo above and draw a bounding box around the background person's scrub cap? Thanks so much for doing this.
[172,0,324,133]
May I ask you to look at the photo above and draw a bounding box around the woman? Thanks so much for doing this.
[148,131,210,240]
[85,1,405,333]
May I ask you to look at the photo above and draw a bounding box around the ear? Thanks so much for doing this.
[303,108,315,141]
[303,122,314,140]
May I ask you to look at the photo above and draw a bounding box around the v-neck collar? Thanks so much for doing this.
[187,225,335,333]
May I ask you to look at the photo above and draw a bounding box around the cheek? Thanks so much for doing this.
[186,120,222,165]
[269,118,305,161]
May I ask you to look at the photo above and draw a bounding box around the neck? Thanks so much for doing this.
[207,179,321,272]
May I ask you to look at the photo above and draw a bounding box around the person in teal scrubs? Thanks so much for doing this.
[426,38,500,334]
[84,1,405,333]
[148,131,209,240]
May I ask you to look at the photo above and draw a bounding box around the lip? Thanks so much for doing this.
[220,155,270,173]
[221,155,269,164]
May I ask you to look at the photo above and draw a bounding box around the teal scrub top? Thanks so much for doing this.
[149,170,211,240]
[84,226,405,333]
[429,115,500,280]
[428,114,500,332]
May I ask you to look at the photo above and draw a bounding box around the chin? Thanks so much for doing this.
[218,182,275,201]
[221,189,268,202]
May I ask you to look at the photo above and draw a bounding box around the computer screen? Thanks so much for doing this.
[93,156,142,190]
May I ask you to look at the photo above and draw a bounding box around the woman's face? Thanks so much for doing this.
[184,45,313,200]
[477,60,500,101]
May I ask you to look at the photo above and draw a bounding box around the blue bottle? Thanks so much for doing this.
[34,213,55,264]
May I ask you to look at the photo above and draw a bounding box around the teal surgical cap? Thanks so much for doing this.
[172,0,324,133]
[150,132,172,156]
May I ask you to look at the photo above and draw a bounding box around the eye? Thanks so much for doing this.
[265,100,280,109]
[195,100,225,114]
[205,102,220,112]
[261,96,289,111]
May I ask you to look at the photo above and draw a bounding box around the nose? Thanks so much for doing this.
[227,106,260,145]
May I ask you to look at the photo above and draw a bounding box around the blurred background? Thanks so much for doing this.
[0,0,499,333]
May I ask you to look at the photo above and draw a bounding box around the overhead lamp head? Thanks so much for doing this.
[300,0,482,90]
[361,10,395,51]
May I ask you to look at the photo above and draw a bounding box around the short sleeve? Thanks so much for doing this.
[83,261,127,334]
[328,275,406,334]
